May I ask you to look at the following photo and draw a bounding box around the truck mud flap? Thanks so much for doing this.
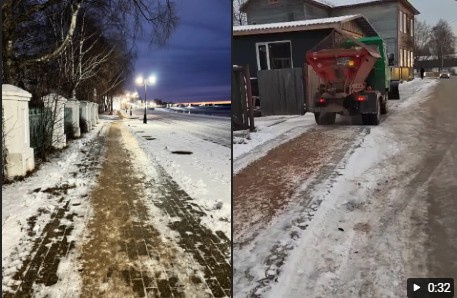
[388,80,400,100]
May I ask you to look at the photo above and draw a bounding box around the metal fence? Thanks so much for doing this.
[258,68,305,116]
[29,107,53,151]
[64,107,73,135]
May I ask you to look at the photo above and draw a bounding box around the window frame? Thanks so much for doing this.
[255,40,294,71]
[410,18,414,37]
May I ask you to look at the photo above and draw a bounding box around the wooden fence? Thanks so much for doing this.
[232,65,254,131]
[257,68,305,116]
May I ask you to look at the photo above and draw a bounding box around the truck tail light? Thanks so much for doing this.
[319,98,326,103]
[357,95,366,102]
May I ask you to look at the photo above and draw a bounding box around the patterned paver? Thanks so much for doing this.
[2,124,108,297]
[3,122,231,297]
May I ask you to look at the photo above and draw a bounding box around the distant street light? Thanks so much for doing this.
[135,75,157,124]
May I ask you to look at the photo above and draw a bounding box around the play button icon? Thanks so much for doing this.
[407,278,454,297]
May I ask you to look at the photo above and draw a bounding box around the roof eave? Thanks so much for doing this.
[233,23,341,36]
[331,0,420,15]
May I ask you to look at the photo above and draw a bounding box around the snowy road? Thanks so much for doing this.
[233,78,456,297]
[136,107,231,148]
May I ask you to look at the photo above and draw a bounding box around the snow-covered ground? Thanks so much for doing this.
[1,120,109,294]
[2,108,232,296]
[233,78,440,297]
[122,109,231,237]
[233,78,439,171]
[233,115,316,174]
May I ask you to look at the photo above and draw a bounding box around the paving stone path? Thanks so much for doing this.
[2,124,109,297]
[3,122,231,297]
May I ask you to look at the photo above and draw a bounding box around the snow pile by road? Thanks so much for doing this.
[397,78,439,108]
[123,112,231,237]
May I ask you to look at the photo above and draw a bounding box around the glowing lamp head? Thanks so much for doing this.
[135,76,144,85]
[148,75,157,85]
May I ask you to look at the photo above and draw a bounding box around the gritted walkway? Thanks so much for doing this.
[4,122,231,297]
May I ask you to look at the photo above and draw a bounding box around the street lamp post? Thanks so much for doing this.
[135,75,157,124]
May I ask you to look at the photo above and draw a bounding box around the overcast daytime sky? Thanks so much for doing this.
[410,0,457,34]
[129,0,231,103]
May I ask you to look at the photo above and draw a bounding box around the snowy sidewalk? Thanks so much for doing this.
[2,121,231,297]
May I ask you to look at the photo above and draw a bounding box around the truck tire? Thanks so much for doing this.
[381,93,388,114]
[314,112,336,125]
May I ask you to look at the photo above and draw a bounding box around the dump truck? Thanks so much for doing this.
[306,29,400,125]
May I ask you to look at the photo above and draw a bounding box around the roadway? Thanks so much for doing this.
[233,76,457,297]
[129,107,231,148]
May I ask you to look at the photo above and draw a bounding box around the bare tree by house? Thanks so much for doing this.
[428,19,457,70]
[414,19,432,59]
[233,0,247,26]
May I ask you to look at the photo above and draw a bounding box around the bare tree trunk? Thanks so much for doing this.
[2,1,16,84]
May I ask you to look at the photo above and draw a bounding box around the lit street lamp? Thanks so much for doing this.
[135,75,157,124]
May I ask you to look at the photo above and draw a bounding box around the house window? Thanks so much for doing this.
[399,48,403,66]
[399,11,403,33]
[411,51,414,67]
[403,13,407,34]
[405,49,408,67]
[256,41,293,70]
[410,18,414,37]
[257,45,269,70]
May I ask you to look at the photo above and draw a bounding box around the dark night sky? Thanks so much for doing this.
[129,0,231,103]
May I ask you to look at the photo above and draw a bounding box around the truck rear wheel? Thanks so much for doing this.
[381,94,388,114]
[314,112,336,125]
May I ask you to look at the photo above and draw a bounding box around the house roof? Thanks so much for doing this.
[321,0,420,14]
[313,0,382,7]
[233,14,378,36]
[240,0,419,15]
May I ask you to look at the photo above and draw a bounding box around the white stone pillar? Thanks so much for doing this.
[43,93,67,149]
[79,101,92,131]
[89,102,97,126]
[95,103,100,123]
[2,84,35,178]
[65,99,81,138]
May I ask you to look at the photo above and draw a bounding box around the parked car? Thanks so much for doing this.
[440,70,451,79]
